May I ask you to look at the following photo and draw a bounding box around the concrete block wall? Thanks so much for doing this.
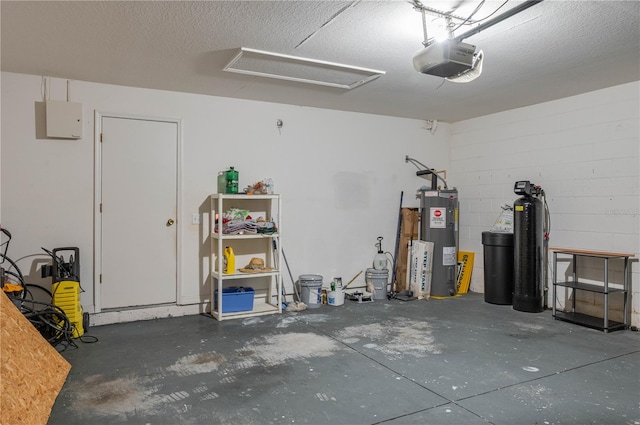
[449,82,640,327]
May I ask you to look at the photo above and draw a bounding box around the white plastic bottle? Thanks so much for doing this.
[373,236,387,270]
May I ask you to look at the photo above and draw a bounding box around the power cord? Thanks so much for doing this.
[13,297,98,352]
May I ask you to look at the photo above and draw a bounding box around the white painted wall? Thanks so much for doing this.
[4,72,637,328]
[1,72,448,314]
[451,81,640,327]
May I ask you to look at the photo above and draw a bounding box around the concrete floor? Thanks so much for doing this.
[49,293,640,425]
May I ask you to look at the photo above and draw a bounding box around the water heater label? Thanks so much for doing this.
[430,207,446,228]
[443,246,457,266]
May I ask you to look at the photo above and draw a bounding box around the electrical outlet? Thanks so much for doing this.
[191,213,200,225]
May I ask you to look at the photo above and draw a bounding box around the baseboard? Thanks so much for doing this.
[90,303,209,326]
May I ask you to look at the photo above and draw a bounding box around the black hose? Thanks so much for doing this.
[13,298,90,351]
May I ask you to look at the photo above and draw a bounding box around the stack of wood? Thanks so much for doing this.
[394,208,419,292]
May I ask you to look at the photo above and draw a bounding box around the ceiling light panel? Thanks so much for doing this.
[224,48,385,89]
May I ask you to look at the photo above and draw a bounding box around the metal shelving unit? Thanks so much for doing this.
[551,247,633,333]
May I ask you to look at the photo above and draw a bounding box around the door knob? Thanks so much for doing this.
[166,218,175,226]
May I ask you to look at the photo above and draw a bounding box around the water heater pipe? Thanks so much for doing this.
[405,155,448,189]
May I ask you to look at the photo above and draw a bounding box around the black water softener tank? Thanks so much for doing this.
[513,181,544,313]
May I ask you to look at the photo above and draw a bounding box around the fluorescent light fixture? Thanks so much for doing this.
[223,47,385,90]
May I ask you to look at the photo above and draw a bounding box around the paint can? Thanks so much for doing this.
[365,268,388,300]
[332,277,342,290]
[328,290,345,306]
[298,274,323,308]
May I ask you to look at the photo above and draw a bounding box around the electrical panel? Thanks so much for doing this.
[46,100,83,139]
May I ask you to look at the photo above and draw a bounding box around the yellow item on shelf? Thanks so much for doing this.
[223,246,235,274]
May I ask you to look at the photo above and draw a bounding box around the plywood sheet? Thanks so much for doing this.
[394,208,419,292]
[0,293,71,425]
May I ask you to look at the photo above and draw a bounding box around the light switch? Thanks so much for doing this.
[191,213,200,225]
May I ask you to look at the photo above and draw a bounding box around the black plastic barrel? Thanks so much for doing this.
[482,231,514,305]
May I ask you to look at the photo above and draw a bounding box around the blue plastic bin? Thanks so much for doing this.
[214,287,255,313]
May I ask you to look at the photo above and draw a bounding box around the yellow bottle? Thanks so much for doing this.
[223,246,235,274]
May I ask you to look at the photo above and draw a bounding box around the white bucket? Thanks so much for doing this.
[366,268,388,300]
[299,274,323,308]
[328,290,345,306]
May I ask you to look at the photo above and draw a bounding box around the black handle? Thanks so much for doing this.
[52,247,79,253]
[1,227,12,240]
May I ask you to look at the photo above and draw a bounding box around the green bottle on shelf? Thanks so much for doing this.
[225,167,239,194]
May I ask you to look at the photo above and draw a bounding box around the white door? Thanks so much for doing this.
[100,116,178,309]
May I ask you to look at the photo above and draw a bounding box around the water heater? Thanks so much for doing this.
[420,188,459,297]
[513,181,546,313]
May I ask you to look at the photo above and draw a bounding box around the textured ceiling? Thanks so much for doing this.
[1,1,639,122]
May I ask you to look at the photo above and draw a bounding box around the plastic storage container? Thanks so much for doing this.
[481,231,514,305]
[214,287,255,313]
